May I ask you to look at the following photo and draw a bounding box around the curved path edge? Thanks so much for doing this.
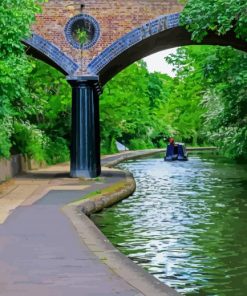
[63,194,180,296]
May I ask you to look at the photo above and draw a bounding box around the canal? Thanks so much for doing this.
[92,153,247,296]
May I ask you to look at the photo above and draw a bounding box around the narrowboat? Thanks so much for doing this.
[164,143,188,161]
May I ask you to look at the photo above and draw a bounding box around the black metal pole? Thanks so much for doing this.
[67,76,101,178]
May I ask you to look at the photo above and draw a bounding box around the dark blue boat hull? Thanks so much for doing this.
[164,144,188,161]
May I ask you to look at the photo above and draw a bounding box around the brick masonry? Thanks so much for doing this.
[88,13,180,75]
[30,0,184,75]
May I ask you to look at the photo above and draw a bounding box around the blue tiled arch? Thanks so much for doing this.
[88,13,180,75]
[24,33,79,75]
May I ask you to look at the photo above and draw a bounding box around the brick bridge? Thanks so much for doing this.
[23,0,247,178]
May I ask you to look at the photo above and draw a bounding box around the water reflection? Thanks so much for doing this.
[92,153,247,295]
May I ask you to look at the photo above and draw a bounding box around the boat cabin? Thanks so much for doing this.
[164,143,188,161]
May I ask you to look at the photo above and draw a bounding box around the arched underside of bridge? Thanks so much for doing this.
[89,25,247,85]
[23,33,79,76]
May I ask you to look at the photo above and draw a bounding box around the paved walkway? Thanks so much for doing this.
[0,152,179,296]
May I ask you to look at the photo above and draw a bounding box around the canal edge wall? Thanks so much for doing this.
[77,149,169,215]
[73,170,137,216]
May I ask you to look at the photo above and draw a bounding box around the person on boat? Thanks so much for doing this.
[168,137,175,145]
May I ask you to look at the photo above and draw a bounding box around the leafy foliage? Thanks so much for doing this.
[100,62,155,152]
[74,28,88,72]
[0,0,70,164]
[162,47,207,144]
[7,58,71,164]
[165,45,247,160]
[101,44,247,159]
[180,0,247,42]
[0,0,43,158]
[74,28,88,46]
[178,0,247,159]
[101,61,195,152]
[201,47,247,160]
[0,0,42,56]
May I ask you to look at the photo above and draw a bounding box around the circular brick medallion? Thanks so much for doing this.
[65,14,100,50]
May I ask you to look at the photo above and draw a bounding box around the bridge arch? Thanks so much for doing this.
[24,7,247,179]
[88,13,247,85]
[23,33,79,76]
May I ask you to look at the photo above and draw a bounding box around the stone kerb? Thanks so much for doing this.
[88,13,180,75]
[77,171,136,216]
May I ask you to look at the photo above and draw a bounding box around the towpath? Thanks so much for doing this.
[0,150,179,296]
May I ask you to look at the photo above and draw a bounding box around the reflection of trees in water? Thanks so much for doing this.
[188,170,247,295]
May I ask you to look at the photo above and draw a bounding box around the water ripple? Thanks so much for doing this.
[93,153,247,296]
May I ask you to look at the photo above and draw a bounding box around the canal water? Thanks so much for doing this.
[92,153,247,296]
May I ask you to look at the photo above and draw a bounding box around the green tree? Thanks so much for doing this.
[164,45,247,159]
[0,0,43,158]
[180,0,247,42]
[21,59,71,164]
[178,0,247,158]
[100,62,152,152]
[201,47,247,160]
[100,62,172,152]
[161,47,208,145]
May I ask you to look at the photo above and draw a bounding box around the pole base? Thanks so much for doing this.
[70,169,97,179]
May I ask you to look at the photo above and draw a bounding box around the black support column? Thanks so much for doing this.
[67,76,101,178]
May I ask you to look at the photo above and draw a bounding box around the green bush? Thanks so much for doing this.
[12,121,46,162]
[44,137,70,165]
[0,118,12,158]
[129,138,154,150]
